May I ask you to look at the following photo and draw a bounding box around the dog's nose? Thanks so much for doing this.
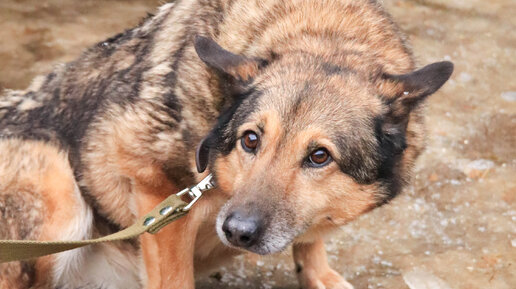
[222,211,262,248]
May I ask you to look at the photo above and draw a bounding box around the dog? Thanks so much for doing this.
[0,0,453,288]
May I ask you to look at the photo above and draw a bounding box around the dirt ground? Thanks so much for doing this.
[0,0,514,288]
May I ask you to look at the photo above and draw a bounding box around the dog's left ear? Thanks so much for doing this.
[194,35,263,82]
[194,36,266,172]
[378,61,453,133]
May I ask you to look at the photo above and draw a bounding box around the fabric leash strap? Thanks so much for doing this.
[0,194,188,263]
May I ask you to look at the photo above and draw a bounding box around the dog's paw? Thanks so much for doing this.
[299,268,354,289]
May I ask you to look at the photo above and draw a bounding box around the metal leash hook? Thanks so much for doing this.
[176,174,215,211]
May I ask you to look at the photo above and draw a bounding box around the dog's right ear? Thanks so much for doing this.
[195,134,212,173]
[194,35,262,82]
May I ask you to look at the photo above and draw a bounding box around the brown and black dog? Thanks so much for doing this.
[0,0,453,288]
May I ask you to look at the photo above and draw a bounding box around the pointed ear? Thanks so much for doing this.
[377,61,453,140]
[379,61,453,121]
[195,135,212,173]
[386,61,453,103]
[194,35,263,82]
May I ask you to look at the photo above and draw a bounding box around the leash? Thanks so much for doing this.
[0,174,215,263]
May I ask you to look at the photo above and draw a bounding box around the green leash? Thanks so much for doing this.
[0,174,214,263]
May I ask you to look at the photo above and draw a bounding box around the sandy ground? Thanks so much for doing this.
[0,0,514,288]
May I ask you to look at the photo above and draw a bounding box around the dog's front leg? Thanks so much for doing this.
[293,239,354,289]
[135,181,200,289]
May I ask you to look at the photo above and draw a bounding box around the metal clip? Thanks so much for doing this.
[176,174,215,211]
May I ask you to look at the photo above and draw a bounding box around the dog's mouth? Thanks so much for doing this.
[215,203,298,255]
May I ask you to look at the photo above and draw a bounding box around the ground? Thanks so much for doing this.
[0,0,514,288]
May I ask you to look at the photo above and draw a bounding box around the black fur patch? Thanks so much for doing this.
[334,135,379,184]
[295,263,303,273]
[213,88,262,155]
[321,62,346,75]
[197,87,262,173]
[332,115,382,185]
[373,115,407,204]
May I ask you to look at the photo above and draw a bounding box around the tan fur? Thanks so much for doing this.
[230,61,261,81]
[0,0,448,288]
[294,239,354,289]
[0,140,77,287]
[0,140,141,289]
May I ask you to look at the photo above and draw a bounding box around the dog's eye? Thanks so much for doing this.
[241,131,259,152]
[307,148,332,167]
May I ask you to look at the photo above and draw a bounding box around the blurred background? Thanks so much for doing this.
[0,0,514,288]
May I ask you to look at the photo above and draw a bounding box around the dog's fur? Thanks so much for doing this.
[0,0,453,288]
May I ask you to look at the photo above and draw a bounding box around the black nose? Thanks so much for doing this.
[222,211,262,248]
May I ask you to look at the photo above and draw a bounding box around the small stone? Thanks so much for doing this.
[501,91,516,102]
[450,179,461,185]
[511,239,516,247]
[380,260,393,267]
[464,159,495,179]
[403,269,452,289]
[429,173,439,182]
[458,72,473,83]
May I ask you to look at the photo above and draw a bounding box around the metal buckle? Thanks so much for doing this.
[176,174,215,211]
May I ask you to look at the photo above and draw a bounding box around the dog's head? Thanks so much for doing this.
[194,36,453,254]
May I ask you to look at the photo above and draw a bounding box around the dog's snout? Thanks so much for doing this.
[222,211,262,248]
